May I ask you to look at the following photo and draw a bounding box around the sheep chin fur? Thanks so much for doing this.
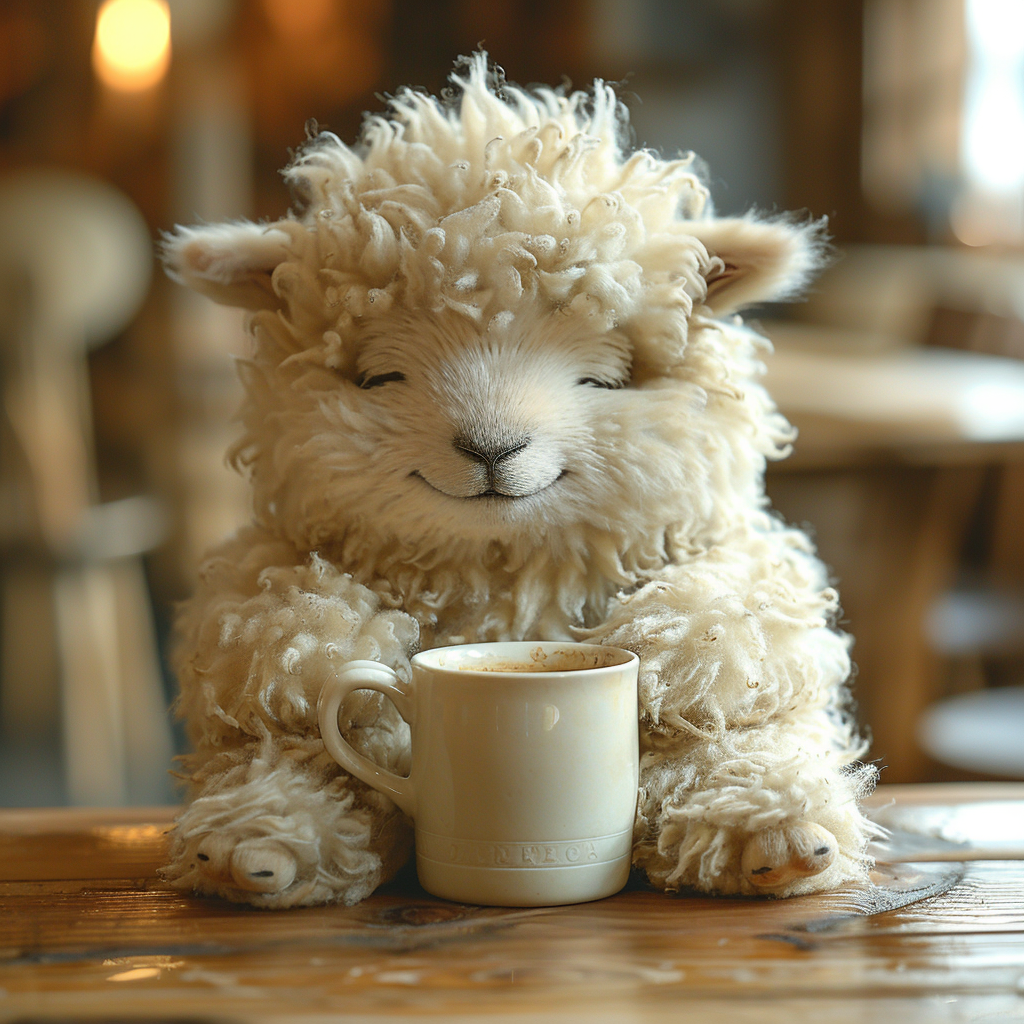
[163,53,879,907]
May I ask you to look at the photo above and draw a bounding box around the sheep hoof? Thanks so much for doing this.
[194,832,236,881]
[192,832,298,894]
[741,822,837,893]
[229,837,298,893]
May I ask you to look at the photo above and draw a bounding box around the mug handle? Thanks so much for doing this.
[317,660,416,817]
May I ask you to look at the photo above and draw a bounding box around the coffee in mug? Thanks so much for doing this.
[317,641,639,906]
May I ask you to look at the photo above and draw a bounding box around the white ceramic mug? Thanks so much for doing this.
[317,641,640,906]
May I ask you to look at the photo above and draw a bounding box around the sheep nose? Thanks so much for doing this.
[453,434,531,468]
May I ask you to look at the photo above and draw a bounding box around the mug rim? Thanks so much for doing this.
[411,640,638,679]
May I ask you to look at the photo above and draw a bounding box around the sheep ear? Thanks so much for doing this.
[688,217,827,315]
[161,222,291,310]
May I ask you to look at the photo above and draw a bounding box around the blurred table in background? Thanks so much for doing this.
[765,326,1024,783]
[1,784,1022,1022]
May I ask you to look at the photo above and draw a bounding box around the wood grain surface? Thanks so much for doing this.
[1,785,1022,1022]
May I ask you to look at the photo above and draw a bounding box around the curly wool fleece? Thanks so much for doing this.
[162,54,878,908]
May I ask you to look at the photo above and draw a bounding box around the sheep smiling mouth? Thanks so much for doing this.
[411,470,566,500]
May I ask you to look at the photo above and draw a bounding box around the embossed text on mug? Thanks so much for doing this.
[416,830,633,868]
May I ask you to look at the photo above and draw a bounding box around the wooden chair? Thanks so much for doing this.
[0,168,173,804]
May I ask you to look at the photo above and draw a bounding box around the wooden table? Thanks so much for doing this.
[2,784,1023,1022]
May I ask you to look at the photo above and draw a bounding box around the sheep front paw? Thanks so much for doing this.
[173,826,318,906]
[194,832,298,895]
[164,741,415,908]
[741,822,837,894]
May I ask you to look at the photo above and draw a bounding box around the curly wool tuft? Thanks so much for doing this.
[277,56,711,352]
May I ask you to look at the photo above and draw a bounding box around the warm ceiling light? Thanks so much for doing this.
[92,0,171,91]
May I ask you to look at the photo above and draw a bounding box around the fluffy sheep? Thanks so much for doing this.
[161,54,878,907]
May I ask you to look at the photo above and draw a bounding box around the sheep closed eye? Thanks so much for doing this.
[359,372,406,389]
[577,377,624,389]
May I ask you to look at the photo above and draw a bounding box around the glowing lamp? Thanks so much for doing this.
[92,0,171,91]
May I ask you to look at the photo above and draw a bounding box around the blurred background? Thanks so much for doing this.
[1,0,1023,806]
